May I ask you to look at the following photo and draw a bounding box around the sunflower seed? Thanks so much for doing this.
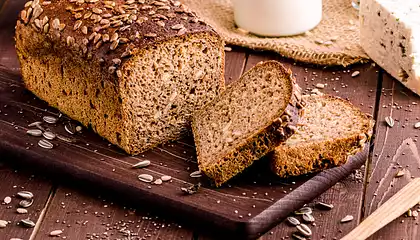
[189,170,202,178]
[50,230,63,236]
[116,70,122,78]
[25,1,33,7]
[395,169,405,177]
[351,71,360,77]
[413,210,419,217]
[59,23,66,31]
[38,139,53,149]
[43,131,56,140]
[316,202,334,210]
[28,121,42,127]
[20,219,35,228]
[132,160,150,168]
[296,223,312,236]
[26,129,42,137]
[181,182,201,195]
[144,33,157,37]
[316,83,325,89]
[292,233,307,240]
[414,122,420,129]
[81,25,88,34]
[161,175,171,182]
[17,191,34,199]
[302,213,315,222]
[3,196,11,204]
[75,126,83,132]
[19,199,34,208]
[340,215,354,223]
[56,134,76,143]
[110,40,119,50]
[43,116,58,124]
[138,174,153,183]
[65,123,75,135]
[16,208,28,214]
[43,23,50,33]
[385,116,394,127]
[0,220,8,228]
[153,179,163,185]
[287,216,300,226]
[92,7,102,14]
[294,207,312,215]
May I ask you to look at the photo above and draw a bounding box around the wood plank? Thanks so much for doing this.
[364,73,420,239]
[0,0,21,72]
[240,52,379,240]
[0,160,53,240]
[34,186,193,240]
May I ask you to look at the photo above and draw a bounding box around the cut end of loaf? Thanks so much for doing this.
[270,95,374,177]
[193,61,304,186]
[120,32,225,154]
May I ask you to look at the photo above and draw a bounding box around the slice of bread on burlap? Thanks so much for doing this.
[192,61,305,186]
[270,94,374,177]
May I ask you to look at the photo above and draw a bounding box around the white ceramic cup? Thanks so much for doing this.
[233,0,323,37]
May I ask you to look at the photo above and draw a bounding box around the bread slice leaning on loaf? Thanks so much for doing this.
[15,0,225,155]
[192,61,305,187]
[270,95,375,178]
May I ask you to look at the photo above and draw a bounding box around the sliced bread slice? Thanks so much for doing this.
[192,61,305,186]
[270,94,374,178]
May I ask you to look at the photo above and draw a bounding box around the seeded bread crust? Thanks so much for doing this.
[15,0,225,155]
[192,61,305,187]
[270,95,374,178]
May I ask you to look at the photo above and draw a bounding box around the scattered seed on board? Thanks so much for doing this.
[351,71,360,77]
[181,182,201,195]
[414,122,420,129]
[16,208,28,214]
[138,174,153,183]
[302,213,315,223]
[65,123,75,135]
[385,116,394,128]
[43,131,56,140]
[316,202,334,210]
[0,220,8,228]
[287,216,300,226]
[292,233,307,240]
[43,116,58,124]
[294,207,312,215]
[3,196,11,204]
[56,134,76,143]
[189,170,202,178]
[76,126,83,132]
[315,83,325,89]
[28,121,42,127]
[19,199,34,208]
[49,229,63,236]
[27,129,42,137]
[340,215,354,223]
[395,169,405,177]
[38,139,53,149]
[153,179,163,185]
[132,160,151,169]
[17,191,34,200]
[20,219,35,228]
[296,223,312,236]
[161,175,171,182]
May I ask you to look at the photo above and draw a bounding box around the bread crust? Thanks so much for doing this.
[192,61,305,186]
[270,95,374,177]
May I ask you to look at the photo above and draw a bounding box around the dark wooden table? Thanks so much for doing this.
[2,1,420,240]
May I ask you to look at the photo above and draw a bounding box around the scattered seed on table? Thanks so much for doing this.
[351,71,360,77]
[28,121,42,127]
[415,122,420,129]
[38,139,54,149]
[316,202,334,210]
[43,131,56,140]
[64,123,76,135]
[296,223,312,236]
[20,218,35,228]
[43,116,58,124]
[3,196,11,204]
[153,179,163,185]
[76,126,83,132]
[340,215,354,223]
[385,116,394,128]
[50,229,63,236]
[17,191,33,199]
[395,169,405,177]
[132,160,151,169]
[161,175,171,182]
[26,129,42,137]
[302,213,315,222]
[315,83,325,89]
[138,174,153,183]
[189,170,202,178]
[287,216,300,226]
[16,208,28,214]
[0,220,8,228]
[294,207,312,215]
[19,199,34,208]
[292,233,307,240]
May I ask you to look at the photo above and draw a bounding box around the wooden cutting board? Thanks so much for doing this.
[0,67,368,239]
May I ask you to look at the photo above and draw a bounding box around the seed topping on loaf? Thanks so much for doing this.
[17,0,214,78]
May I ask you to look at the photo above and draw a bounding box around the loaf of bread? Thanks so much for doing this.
[360,0,420,95]
[270,95,374,178]
[192,61,305,186]
[15,0,225,155]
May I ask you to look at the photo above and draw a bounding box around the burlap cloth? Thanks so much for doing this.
[183,0,370,66]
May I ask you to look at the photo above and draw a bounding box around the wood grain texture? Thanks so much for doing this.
[365,73,420,240]
[0,161,53,240]
[240,53,380,240]
[0,0,20,72]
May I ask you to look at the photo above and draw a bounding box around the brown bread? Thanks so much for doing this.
[15,0,225,155]
[192,61,305,186]
[270,95,374,177]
